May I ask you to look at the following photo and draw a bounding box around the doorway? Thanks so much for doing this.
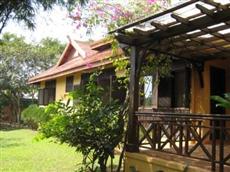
[210,66,226,139]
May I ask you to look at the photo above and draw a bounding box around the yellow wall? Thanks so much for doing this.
[56,76,66,101]
[191,58,230,114]
[55,72,82,101]
[40,81,45,89]
[39,72,82,102]
[125,152,208,172]
[74,72,81,85]
[190,58,230,141]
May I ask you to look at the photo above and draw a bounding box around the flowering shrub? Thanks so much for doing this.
[70,0,170,32]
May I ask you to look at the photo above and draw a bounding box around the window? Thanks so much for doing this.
[80,73,90,86]
[80,69,126,104]
[173,62,191,108]
[38,80,56,105]
[66,76,74,92]
[44,88,55,105]
[111,75,126,104]
[158,77,172,108]
[38,88,56,105]
[141,76,153,107]
[139,64,191,109]
[97,75,112,102]
[97,69,126,103]
[139,74,158,108]
[172,69,190,107]
[158,69,190,108]
[45,80,56,88]
[38,89,44,105]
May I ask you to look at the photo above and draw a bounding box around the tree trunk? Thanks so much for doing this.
[99,155,108,172]
[16,96,21,123]
[10,95,18,123]
[12,93,21,123]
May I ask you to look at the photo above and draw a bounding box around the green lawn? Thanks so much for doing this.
[0,129,82,172]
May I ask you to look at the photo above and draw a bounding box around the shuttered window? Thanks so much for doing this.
[158,77,172,108]
[45,80,56,88]
[80,69,126,104]
[139,66,191,109]
[38,80,56,105]
[111,76,126,104]
[172,68,191,108]
[38,89,44,105]
[66,76,74,92]
[80,73,90,87]
[73,84,80,90]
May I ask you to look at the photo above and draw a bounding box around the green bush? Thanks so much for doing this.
[38,73,125,172]
[20,98,38,111]
[21,104,47,129]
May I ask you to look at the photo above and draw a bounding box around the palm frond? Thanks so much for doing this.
[211,93,230,109]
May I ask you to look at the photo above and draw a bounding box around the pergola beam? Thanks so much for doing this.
[196,4,213,16]
[196,4,230,43]
[173,24,230,43]
[171,13,189,24]
[110,0,199,34]
[127,7,230,46]
[149,8,230,41]
[202,0,228,10]
[151,21,167,31]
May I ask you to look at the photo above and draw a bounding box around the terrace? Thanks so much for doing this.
[111,0,230,171]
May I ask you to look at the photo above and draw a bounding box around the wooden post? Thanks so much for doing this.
[126,46,140,152]
[219,120,224,172]
[211,119,216,172]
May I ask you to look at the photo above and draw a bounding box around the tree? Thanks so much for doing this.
[28,37,66,76]
[0,0,87,34]
[0,33,64,122]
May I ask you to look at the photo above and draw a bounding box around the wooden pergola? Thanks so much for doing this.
[112,0,230,60]
[111,1,230,170]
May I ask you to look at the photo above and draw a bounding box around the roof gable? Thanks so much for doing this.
[28,38,122,84]
[56,38,98,67]
[56,43,75,66]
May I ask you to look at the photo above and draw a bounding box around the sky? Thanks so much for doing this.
[1,0,189,44]
[2,1,185,44]
[2,5,106,44]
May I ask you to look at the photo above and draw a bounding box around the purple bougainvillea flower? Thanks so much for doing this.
[147,0,157,4]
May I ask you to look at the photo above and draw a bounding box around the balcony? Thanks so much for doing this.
[136,112,230,172]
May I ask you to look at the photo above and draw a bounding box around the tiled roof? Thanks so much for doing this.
[28,40,119,84]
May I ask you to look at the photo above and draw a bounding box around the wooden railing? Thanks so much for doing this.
[136,112,230,172]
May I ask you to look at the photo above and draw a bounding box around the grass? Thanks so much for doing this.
[0,129,82,172]
[0,128,121,172]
